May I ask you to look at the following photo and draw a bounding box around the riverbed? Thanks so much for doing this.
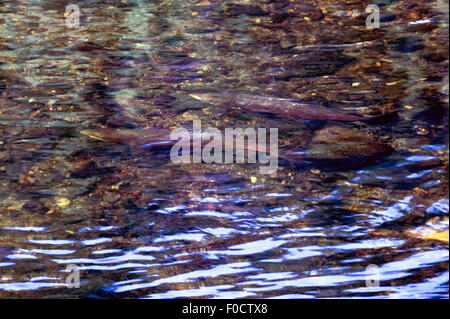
[0,0,448,298]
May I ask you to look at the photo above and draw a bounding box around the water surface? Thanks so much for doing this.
[0,0,448,298]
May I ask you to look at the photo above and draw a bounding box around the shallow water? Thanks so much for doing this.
[0,0,448,298]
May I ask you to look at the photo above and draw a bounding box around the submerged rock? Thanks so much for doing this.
[282,125,392,169]
[306,126,392,159]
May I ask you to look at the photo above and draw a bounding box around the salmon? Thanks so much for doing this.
[81,125,391,169]
[80,127,272,154]
[189,92,388,122]
[80,128,174,147]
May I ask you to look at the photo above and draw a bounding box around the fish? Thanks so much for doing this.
[80,127,272,154]
[80,128,174,147]
[81,126,279,173]
[189,92,393,122]
[81,124,391,170]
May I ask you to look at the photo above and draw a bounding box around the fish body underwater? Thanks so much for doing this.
[189,92,388,122]
[81,125,391,170]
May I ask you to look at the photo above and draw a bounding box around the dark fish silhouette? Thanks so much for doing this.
[81,125,391,169]
[80,128,173,147]
[80,128,270,153]
[189,92,391,122]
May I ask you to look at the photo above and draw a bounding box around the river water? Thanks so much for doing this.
[0,0,448,298]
